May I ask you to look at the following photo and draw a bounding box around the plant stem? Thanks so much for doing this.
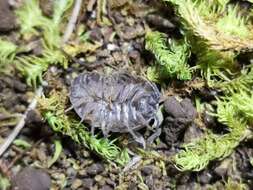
[0,86,43,157]
[62,0,83,44]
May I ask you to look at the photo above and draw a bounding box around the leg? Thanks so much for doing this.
[127,127,146,149]
[147,113,163,145]
[147,128,161,146]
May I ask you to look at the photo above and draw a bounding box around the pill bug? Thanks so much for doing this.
[69,72,161,147]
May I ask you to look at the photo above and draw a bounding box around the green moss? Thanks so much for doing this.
[215,65,253,93]
[164,0,253,84]
[174,88,253,171]
[16,0,73,48]
[0,39,17,68]
[15,56,48,88]
[145,31,191,81]
[216,5,250,39]
[13,0,74,87]
[15,0,48,35]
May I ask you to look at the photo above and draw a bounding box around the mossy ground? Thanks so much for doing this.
[0,0,253,189]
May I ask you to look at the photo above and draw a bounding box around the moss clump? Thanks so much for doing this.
[145,31,191,82]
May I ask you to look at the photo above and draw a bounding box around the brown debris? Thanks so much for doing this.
[0,0,16,32]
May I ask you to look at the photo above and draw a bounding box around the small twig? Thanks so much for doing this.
[62,0,83,44]
[0,86,43,157]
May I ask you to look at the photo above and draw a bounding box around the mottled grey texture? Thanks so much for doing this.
[69,72,160,136]
[12,167,51,190]
[162,97,197,146]
[0,0,16,32]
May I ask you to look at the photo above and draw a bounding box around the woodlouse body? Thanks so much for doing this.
[69,72,161,144]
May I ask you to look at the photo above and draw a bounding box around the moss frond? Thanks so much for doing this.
[43,48,69,69]
[0,108,20,127]
[215,98,247,131]
[224,178,247,190]
[146,66,161,83]
[229,92,253,123]
[0,173,10,190]
[194,48,236,84]
[16,0,49,35]
[62,41,102,57]
[15,49,69,87]
[53,0,73,25]
[0,39,17,67]
[174,131,244,171]
[216,5,250,39]
[38,90,130,165]
[15,56,48,88]
[214,65,253,93]
[214,0,230,7]
[42,26,62,50]
[44,0,73,48]
[145,31,191,81]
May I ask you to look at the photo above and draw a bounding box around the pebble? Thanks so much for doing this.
[26,110,42,124]
[14,105,26,113]
[90,27,103,42]
[12,167,51,190]
[198,170,213,184]
[100,185,113,190]
[86,55,97,63]
[78,169,87,177]
[82,178,94,189]
[36,148,47,163]
[101,27,114,43]
[86,163,105,176]
[82,151,90,158]
[96,49,110,58]
[49,66,58,75]
[95,175,105,186]
[113,12,125,24]
[13,80,27,92]
[107,43,119,51]
[0,0,16,32]
[162,97,198,145]
[95,175,103,182]
[145,175,154,189]
[71,179,83,189]
[8,149,16,158]
[105,178,116,187]
[39,0,54,17]
[66,167,77,177]
[214,158,232,177]
[65,74,73,86]
[51,172,65,180]
[183,124,204,144]
[128,50,140,60]
[141,166,153,175]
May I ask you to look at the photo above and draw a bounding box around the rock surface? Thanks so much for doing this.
[162,97,197,145]
[12,167,51,190]
[0,0,16,32]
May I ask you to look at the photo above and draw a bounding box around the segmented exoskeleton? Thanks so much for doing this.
[69,72,161,147]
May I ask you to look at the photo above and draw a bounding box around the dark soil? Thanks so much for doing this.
[0,0,16,32]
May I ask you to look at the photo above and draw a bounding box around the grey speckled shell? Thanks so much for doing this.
[69,72,160,135]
